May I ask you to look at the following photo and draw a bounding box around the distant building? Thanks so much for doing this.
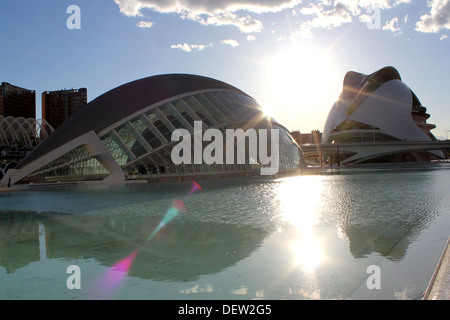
[321,66,444,164]
[291,130,322,145]
[42,88,87,129]
[0,82,36,119]
[290,130,323,166]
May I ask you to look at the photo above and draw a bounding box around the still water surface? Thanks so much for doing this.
[0,168,449,300]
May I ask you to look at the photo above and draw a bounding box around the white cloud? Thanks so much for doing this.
[190,44,211,51]
[383,17,402,34]
[358,13,372,24]
[310,3,353,28]
[293,0,413,38]
[114,0,449,40]
[136,20,153,28]
[338,0,411,12]
[292,23,314,38]
[195,12,263,33]
[171,43,211,52]
[114,0,303,16]
[113,0,301,32]
[296,2,353,36]
[220,39,240,47]
[416,0,450,33]
[247,34,256,41]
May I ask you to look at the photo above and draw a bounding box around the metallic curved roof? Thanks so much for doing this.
[341,66,401,101]
[17,74,249,169]
[344,66,402,116]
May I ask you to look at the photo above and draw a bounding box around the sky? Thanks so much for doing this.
[0,0,449,138]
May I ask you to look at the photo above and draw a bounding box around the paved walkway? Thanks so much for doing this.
[424,237,450,300]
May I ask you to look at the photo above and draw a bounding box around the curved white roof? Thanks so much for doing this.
[322,66,436,143]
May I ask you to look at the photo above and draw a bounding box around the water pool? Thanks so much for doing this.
[1,168,449,300]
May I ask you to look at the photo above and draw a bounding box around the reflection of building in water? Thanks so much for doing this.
[38,223,47,261]
[0,213,42,273]
[343,224,411,261]
[0,211,266,281]
[332,172,442,261]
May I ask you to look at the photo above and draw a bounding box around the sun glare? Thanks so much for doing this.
[263,44,338,129]
[276,176,325,272]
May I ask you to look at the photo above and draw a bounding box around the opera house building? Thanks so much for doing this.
[321,66,445,165]
[1,74,304,185]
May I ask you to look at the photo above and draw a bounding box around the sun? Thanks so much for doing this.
[262,44,338,129]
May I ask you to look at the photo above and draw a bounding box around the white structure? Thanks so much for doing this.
[2,74,304,185]
[0,116,54,182]
[0,116,54,151]
[322,66,444,164]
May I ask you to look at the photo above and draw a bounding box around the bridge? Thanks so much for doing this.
[300,140,450,166]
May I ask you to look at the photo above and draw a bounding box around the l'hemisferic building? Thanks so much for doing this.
[2,74,304,185]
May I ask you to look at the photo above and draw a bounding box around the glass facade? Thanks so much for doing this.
[25,89,304,182]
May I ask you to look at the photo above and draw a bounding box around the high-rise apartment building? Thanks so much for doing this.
[0,82,36,119]
[42,88,87,129]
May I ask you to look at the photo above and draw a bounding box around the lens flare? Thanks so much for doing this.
[87,181,201,299]
[145,199,186,243]
[87,250,139,299]
[189,181,202,195]
[112,250,139,273]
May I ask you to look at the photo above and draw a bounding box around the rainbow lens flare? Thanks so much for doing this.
[91,250,139,298]
[145,199,186,244]
[188,181,202,195]
[87,181,201,299]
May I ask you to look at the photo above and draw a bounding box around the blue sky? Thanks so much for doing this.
[0,0,449,138]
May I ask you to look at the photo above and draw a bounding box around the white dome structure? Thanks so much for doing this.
[2,74,304,185]
[322,66,444,164]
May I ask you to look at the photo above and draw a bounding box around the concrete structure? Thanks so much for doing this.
[0,116,54,151]
[42,88,87,129]
[0,116,55,181]
[302,141,450,166]
[321,66,444,165]
[0,82,36,119]
[1,74,304,185]
[423,237,450,300]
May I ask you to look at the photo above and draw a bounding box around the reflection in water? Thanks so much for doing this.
[327,172,444,261]
[0,169,449,299]
[276,176,324,271]
[38,223,47,261]
[87,181,200,299]
[0,211,267,282]
[273,171,444,264]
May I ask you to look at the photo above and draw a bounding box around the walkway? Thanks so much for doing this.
[423,237,450,300]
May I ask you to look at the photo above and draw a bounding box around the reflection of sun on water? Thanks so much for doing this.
[277,176,324,272]
[292,239,322,272]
